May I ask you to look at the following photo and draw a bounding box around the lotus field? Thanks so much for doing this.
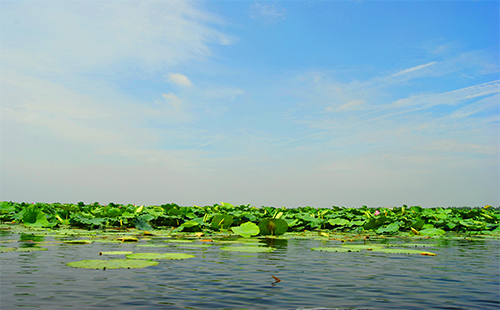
[1,201,499,237]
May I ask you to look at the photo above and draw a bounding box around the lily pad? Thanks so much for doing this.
[16,247,48,252]
[341,244,384,251]
[387,243,438,248]
[376,248,431,254]
[99,251,133,255]
[419,228,446,236]
[311,247,361,252]
[232,222,260,238]
[0,246,17,253]
[220,246,275,253]
[116,237,139,242]
[63,239,93,244]
[173,243,212,248]
[258,219,288,236]
[126,252,195,260]
[163,239,193,243]
[67,259,158,269]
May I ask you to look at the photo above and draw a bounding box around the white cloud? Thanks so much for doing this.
[391,61,437,77]
[331,99,367,112]
[201,87,245,100]
[1,1,235,74]
[424,140,498,155]
[248,2,286,23]
[161,92,184,111]
[167,73,193,87]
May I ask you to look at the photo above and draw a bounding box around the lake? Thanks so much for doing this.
[1,230,499,309]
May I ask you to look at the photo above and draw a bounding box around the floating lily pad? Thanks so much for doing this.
[63,239,93,244]
[0,246,17,253]
[232,222,260,238]
[126,252,195,260]
[67,259,158,269]
[387,243,438,248]
[163,239,193,243]
[16,247,48,252]
[341,244,384,251]
[376,248,429,254]
[220,246,275,253]
[99,251,133,255]
[311,247,361,252]
[116,237,139,242]
[173,243,212,248]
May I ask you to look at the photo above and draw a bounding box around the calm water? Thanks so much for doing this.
[1,232,499,310]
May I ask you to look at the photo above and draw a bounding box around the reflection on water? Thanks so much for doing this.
[1,233,499,310]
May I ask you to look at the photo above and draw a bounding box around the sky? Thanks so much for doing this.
[1,0,499,208]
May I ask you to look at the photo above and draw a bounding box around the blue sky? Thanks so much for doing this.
[1,0,498,208]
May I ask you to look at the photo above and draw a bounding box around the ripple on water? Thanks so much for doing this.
[0,235,499,309]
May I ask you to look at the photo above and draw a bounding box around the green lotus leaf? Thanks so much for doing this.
[99,251,133,255]
[173,244,212,248]
[328,218,349,226]
[211,214,234,229]
[258,219,288,236]
[341,244,384,251]
[419,228,446,236]
[136,244,170,247]
[67,259,158,269]
[116,237,139,242]
[63,240,93,244]
[386,243,438,248]
[311,247,361,252]
[126,252,195,260]
[163,239,193,243]
[232,222,260,238]
[16,247,48,252]
[220,246,275,253]
[0,246,17,253]
[376,248,431,254]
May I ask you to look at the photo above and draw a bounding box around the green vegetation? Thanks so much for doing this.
[1,201,499,237]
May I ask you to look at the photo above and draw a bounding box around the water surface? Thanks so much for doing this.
[1,232,499,309]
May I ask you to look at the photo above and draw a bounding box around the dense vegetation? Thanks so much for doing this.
[1,201,499,236]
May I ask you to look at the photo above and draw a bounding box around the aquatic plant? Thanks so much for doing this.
[0,201,498,237]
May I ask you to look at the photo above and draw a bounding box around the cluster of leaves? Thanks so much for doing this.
[1,201,499,236]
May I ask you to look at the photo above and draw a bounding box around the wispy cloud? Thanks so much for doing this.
[248,2,286,23]
[167,73,193,87]
[1,1,234,74]
[391,61,437,77]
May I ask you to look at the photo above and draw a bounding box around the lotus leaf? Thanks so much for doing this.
[0,246,16,253]
[211,214,234,229]
[126,252,195,260]
[16,247,48,252]
[220,246,275,253]
[341,244,384,251]
[67,259,158,269]
[173,244,212,248]
[419,228,446,236]
[328,218,349,226]
[376,248,433,254]
[232,222,260,238]
[63,240,93,244]
[311,247,361,252]
[163,239,193,243]
[99,251,133,255]
[258,219,288,236]
[116,237,139,242]
[386,243,438,248]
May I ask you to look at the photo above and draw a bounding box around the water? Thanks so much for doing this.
[1,232,499,309]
